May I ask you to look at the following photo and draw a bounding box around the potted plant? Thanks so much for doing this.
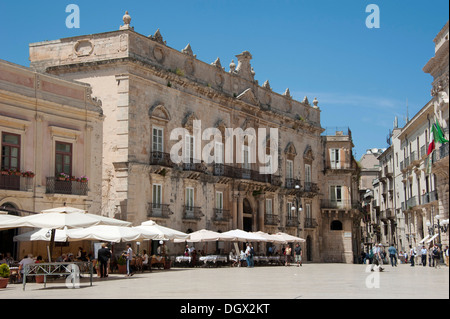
[80,176,89,183]
[0,264,10,288]
[117,256,127,274]
[22,171,35,178]
[34,256,45,283]
[56,172,69,181]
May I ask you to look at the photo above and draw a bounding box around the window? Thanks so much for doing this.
[55,142,72,176]
[1,133,20,171]
[185,134,194,162]
[305,164,311,183]
[216,191,223,210]
[215,142,224,164]
[242,145,251,170]
[330,185,342,206]
[265,199,272,215]
[330,220,343,230]
[330,148,340,169]
[286,160,293,179]
[305,204,311,220]
[152,184,162,205]
[186,187,194,209]
[287,202,293,219]
[152,127,164,152]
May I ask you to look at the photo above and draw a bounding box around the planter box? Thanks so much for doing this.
[0,277,8,289]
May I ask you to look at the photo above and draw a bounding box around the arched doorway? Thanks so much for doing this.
[0,203,19,260]
[306,235,313,262]
[243,198,253,232]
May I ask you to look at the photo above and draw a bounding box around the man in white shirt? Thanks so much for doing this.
[420,246,427,267]
[125,243,133,276]
[18,254,35,281]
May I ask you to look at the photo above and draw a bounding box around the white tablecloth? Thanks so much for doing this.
[175,256,191,263]
[199,255,228,264]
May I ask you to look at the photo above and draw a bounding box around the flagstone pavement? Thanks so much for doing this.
[2,263,448,299]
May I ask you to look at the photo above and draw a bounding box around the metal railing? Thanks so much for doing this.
[182,206,204,220]
[264,215,280,225]
[23,261,93,290]
[147,203,172,218]
[304,218,318,228]
[150,151,174,167]
[320,199,360,209]
[46,177,88,196]
[0,174,33,191]
[212,208,231,222]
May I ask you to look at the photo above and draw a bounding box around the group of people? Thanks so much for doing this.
[408,243,448,268]
[228,243,303,268]
[362,243,449,271]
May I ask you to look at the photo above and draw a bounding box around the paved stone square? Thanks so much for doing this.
[2,263,448,299]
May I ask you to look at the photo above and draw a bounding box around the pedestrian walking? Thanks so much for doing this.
[432,244,441,268]
[388,244,397,267]
[294,243,302,267]
[445,246,449,267]
[245,243,253,268]
[97,243,111,278]
[428,243,434,267]
[284,245,292,266]
[409,245,415,267]
[420,246,427,267]
[125,243,134,276]
[370,244,384,272]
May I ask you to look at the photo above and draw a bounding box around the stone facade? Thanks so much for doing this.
[0,59,103,258]
[26,13,361,262]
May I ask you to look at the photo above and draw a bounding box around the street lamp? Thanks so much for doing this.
[291,184,302,236]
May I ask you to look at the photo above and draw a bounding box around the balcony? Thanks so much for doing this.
[46,177,88,196]
[147,203,172,219]
[304,217,318,229]
[325,162,354,170]
[320,199,359,210]
[264,214,280,225]
[406,196,417,210]
[285,178,301,189]
[286,215,299,227]
[150,151,174,167]
[182,206,204,221]
[182,162,206,173]
[439,143,449,160]
[213,164,280,185]
[421,190,438,205]
[0,174,33,191]
[212,208,231,223]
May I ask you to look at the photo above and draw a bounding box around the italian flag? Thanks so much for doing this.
[427,120,449,156]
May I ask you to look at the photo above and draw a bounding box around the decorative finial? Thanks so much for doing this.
[120,11,133,30]
[283,88,292,98]
[229,59,236,73]
[263,80,271,90]
[211,57,222,68]
[182,43,196,57]
[313,97,319,108]
[302,96,310,106]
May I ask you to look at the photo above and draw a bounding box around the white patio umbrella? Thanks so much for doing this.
[13,227,69,242]
[134,220,189,241]
[274,232,306,243]
[222,229,268,242]
[67,225,146,243]
[0,212,20,226]
[174,229,236,243]
[0,206,129,260]
[252,231,288,244]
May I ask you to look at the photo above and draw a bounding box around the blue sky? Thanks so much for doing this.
[0,0,448,160]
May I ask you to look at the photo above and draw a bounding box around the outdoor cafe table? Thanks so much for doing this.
[175,256,191,264]
[22,261,93,290]
[199,255,228,266]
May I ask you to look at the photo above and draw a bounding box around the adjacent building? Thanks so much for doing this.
[0,59,103,258]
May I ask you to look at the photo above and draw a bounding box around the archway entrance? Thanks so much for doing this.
[243,198,253,232]
[306,235,313,262]
[0,203,19,260]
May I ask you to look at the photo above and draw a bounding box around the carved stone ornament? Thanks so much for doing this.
[182,43,196,58]
[184,59,195,75]
[150,29,166,45]
[74,40,94,57]
[153,46,165,63]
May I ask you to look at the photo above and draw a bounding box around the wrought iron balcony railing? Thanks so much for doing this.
[150,151,174,167]
[183,206,204,220]
[212,208,231,222]
[264,214,280,225]
[46,177,88,196]
[147,202,172,218]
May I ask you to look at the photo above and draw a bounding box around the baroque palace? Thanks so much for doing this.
[2,12,362,263]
